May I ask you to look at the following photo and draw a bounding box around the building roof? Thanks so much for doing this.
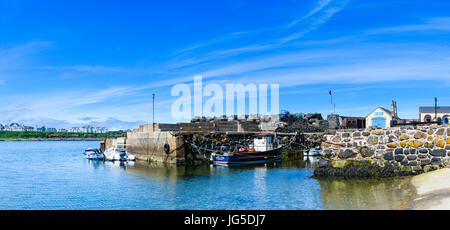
[365,107,394,118]
[419,106,450,113]
[340,116,366,119]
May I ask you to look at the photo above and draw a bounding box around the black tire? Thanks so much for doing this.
[164,144,170,154]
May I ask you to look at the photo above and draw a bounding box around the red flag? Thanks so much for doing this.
[329,90,332,95]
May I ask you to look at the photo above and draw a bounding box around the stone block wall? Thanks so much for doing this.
[106,124,186,165]
[316,125,450,178]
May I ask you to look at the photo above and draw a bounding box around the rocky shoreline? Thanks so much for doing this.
[313,159,441,179]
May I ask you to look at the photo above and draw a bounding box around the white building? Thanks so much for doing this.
[365,107,397,128]
[69,126,107,133]
[70,127,81,133]
[4,123,24,131]
[94,127,108,133]
[81,125,94,133]
[419,106,450,123]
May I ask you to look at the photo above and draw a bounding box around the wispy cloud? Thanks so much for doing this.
[366,17,450,34]
[0,41,53,70]
[279,1,350,43]
[286,0,334,28]
[170,0,350,66]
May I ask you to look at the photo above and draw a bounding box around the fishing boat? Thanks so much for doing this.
[211,133,282,166]
[103,144,135,161]
[304,148,321,157]
[84,148,104,160]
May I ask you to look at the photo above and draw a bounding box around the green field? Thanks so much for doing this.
[0,130,127,139]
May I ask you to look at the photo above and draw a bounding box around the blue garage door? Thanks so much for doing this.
[372,117,386,128]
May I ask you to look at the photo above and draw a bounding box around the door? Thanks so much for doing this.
[372,117,386,128]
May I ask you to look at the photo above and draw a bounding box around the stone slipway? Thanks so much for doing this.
[409,167,450,210]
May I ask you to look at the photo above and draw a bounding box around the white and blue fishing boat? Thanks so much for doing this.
[84,148,104,160]
[211,134,282,166]
[304,148,321,157]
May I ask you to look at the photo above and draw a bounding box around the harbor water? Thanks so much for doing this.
[0,141,415,210]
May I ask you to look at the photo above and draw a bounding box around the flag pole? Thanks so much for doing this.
[330,90,333,114]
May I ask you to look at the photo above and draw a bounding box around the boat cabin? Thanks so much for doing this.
[253,134,274,152]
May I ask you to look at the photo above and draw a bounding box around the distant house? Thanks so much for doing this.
[366,107,398,128]
[94,127,108,133]
[419,106,450,123]
[24,126,35,131]
[81,125,94,133]
[0,124,4,131]
[5,123,24,131]
[47,128,57,132]
[57,128,68,132]
[70,127,81,133]
[36,126,46,132]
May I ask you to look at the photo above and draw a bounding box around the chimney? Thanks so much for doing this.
[391,101,395,117]
[435,97,438,121]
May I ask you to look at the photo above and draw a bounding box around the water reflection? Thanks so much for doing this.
[121,160,290,184]
[83,158,415,210]
[318,177,415,210]
[302,156,320,168]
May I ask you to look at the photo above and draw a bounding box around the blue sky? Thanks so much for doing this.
[1,0,450,130]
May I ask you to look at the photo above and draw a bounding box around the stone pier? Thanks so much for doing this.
[105,124,186,165]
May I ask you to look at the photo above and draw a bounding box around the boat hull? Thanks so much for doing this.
[103,149,130,161]
[212,148,282,166]
[85,154,104,160]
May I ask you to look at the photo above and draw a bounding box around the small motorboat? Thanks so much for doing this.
[126,152,136,161]
[304,148,322,157]
[84,148,104,160]
[103,146,135,161]
[103,148,127,161]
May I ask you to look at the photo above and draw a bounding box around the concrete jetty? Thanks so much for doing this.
[409,167,450,209]
[103,124,186,164]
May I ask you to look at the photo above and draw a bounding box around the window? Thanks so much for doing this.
[374,112,384,116]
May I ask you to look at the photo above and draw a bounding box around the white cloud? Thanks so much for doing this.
[366,17,450,34]
[287,0,334,28]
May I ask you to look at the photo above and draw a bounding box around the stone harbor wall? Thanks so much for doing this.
[105,124,186,165]
[315,125,450,178]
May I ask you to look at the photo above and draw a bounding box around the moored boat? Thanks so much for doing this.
[103,147,127,161]
[103,144,135,161]
[84,148,104,160]
[211,133,282,166]
[304,149,321,157]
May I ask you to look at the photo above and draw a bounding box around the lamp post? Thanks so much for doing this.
[152,93,155,132]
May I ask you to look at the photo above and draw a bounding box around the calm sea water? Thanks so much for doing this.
[0,141,415,210]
